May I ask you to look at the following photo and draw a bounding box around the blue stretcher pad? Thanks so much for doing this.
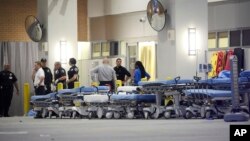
[80,86,98,93]
[240,70,250,78]
[138,79,194,86]
[110,94,156,103]
[31,92,57,101]
[57,86,85,94]
[184,89,232,98]
[199,77,249,84]
[96,86,110,91]
[80,86,109,92]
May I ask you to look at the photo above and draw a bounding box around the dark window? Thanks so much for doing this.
[230,30,241,47]
[242,29,250,46]
[110,41,119,56]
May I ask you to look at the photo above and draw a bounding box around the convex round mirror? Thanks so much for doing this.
[25,15,43,42]
[147,0,166,32]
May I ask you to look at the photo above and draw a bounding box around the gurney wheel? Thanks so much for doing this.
[164,111,171,119]
[185,111,193,119]
[151,107,160,119]
[34,111,42,119]
[41,109,47,118]
[106,112,113,119]
[48,111,53,119]
[205,111,212,119]
[97,107,104,119]
[127,112,134,119]
[59,111,63,119]
[72,111,77,119]
[144,111,150,119]
[114,112,121,119]
[88,112,94,119]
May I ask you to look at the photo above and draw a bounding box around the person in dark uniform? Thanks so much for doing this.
[67,58,79,89]
[54,62,67,89]
[114,58,131,86]
[41,58,52,94]
[0,64,19,117]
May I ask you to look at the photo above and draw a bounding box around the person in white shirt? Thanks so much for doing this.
[32,61,45,95]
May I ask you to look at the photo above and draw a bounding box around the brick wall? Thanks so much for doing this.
[78,0,88,41]
[0,0,88,42]
[0,0,37,41]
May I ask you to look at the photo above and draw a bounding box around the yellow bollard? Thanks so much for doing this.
[23,83,30,116]
[74,81,80,88]
[57,83,63,91]
[115,80,122,92]
[91,82,99,87]
[166,77,172,80]
[164,96,173,106]
[116,80,122,87]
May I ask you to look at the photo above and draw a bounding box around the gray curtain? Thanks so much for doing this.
[0,42,38,116]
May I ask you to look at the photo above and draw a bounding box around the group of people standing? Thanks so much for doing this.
[0,57,150,117]
[90,58,151,91]
[32,58,79,95]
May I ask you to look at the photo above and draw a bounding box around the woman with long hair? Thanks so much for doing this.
[134,61,151,85]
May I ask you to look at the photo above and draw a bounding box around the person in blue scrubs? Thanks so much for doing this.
[133,61,151,85]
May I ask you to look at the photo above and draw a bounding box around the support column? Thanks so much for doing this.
[157,0,176,79]
[175,0,207,79]
[157,0,208,79]
[37,0,78,70]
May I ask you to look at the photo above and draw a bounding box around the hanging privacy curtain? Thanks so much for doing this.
[0,41,39,116]
[138,42,156,81]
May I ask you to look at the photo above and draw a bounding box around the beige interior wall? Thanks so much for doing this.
[89,11,157,41]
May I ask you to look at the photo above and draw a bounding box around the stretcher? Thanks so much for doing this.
[57,86,109,119]
[183,88,249,119]
[30,92,58,118]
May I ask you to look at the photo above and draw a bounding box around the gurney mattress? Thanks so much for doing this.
[184,89,232,98]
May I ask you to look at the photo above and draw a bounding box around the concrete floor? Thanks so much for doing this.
[0,117,249,141]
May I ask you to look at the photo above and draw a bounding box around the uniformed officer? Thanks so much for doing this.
[41,58,52,94]
[54,62,67,89]
[114,58,131,86]
[0,64,19,117]
[67,58,79,89]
